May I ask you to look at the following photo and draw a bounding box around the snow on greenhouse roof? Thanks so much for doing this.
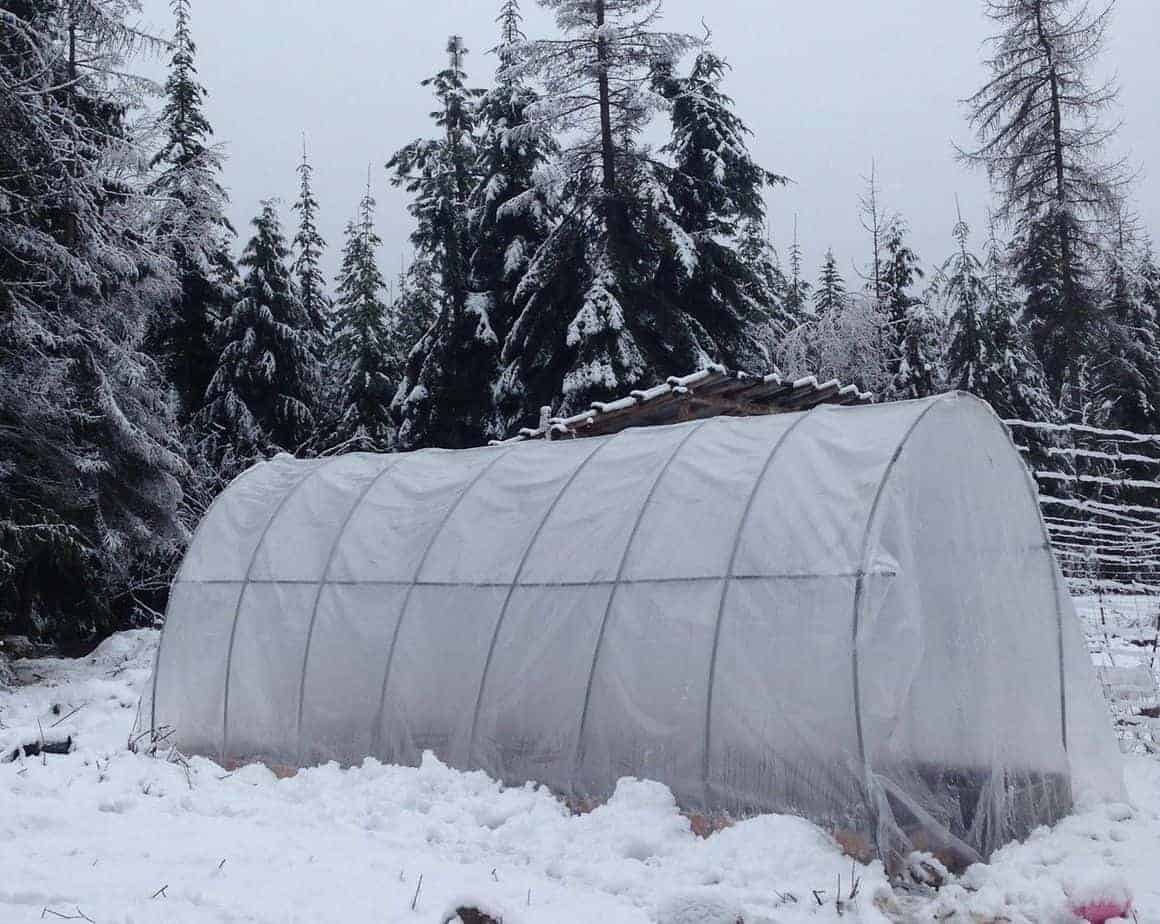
[494,365,873,443]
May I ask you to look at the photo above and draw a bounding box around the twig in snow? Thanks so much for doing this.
[526,889,531,907]
[849,860,861,899]
[410,874,423,911]
[41,908,94,922]
[812,890,825,906]
[217,859,227,871]
[50,704,84,728]
[150,885,167,899]
[490,868,498,882]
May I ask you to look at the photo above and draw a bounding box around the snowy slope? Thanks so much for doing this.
[0,630,1155,924]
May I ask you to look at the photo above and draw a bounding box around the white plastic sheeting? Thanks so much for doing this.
[142,393,1122,868]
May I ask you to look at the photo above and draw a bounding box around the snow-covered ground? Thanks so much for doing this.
[1,621,1157,924]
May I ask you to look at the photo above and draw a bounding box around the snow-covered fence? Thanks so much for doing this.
[1007,419,1160,596]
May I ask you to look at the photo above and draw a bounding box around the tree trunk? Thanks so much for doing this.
[595,0,616,197]
[593,0,630,255]
[1034,0,1079,396]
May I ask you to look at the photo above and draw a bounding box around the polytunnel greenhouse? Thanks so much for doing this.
[142,391,1122,869]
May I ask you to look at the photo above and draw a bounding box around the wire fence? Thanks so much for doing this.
[1007,419,1160,752]
[1007,419,1160,596]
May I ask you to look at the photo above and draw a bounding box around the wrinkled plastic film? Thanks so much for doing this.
[148,393,1122,864]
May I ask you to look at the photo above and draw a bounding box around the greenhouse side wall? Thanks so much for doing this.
[857,395,1073,866]
[142,394,1122,867]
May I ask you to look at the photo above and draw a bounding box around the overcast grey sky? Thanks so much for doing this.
[136,0,1158,293]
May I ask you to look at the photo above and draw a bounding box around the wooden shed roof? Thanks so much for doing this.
[495,366,874,443]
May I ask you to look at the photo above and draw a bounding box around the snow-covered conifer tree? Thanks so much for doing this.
[1093,213,1160,432]
[784,216,811,318]
[292,140,332,355]
[202,202,319,463]
[652,49,792,357]
[881,218,939,398]
[813,250,847,317]
[393,6,557,448]
[148,0,237,418]
[943,214,1056,423]
[503,0,786,426]
[1,0,186,638]
[388,257,442,379]
[330,185,394,452]
[388,36,482,317]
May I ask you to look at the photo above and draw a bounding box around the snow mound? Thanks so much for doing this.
[653,890,743,924]
[1,628,1159,923]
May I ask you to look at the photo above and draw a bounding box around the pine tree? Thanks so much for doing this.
[201,202,319,464]
[330,185,394,451]
[393,7,557,449]
[1,0,186,639]
[960,0,1127,403]
[148,0,237,418]
[814,250,847,316]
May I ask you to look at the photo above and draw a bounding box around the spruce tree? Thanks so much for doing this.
[881,218,937,398]
[292,140,332,353]
[503,0,779,425]
[1094,214,1160,432]
[652,49,792,360]
[944,214,1056,423]
[388,256,442,380]
[784,216,811,318]
[1,0,186,639]
[393,7,557,448]
[148,0,237,418]
[202,202,319,464]
[331,185,394,452]
[813,250,847,316]
[388,36,482,319]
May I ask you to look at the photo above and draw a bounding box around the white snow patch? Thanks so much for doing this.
[0,613,1157,923]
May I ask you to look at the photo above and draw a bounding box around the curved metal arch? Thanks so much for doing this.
[850,398,944,772]
[569,418,715,795]
[701,408,818,802]
[292,453,407,765]
[466,431,629,768]
[367,444,521,759]
[962,392,1070,751]
[220,456,340,761]
[149,463,269,733]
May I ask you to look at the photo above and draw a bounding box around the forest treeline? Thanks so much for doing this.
[2,0,1157,642]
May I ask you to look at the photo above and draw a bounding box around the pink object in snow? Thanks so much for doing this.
[1071,899,1132,924]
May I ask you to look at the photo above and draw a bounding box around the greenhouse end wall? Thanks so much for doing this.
[142,392,1123,868]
